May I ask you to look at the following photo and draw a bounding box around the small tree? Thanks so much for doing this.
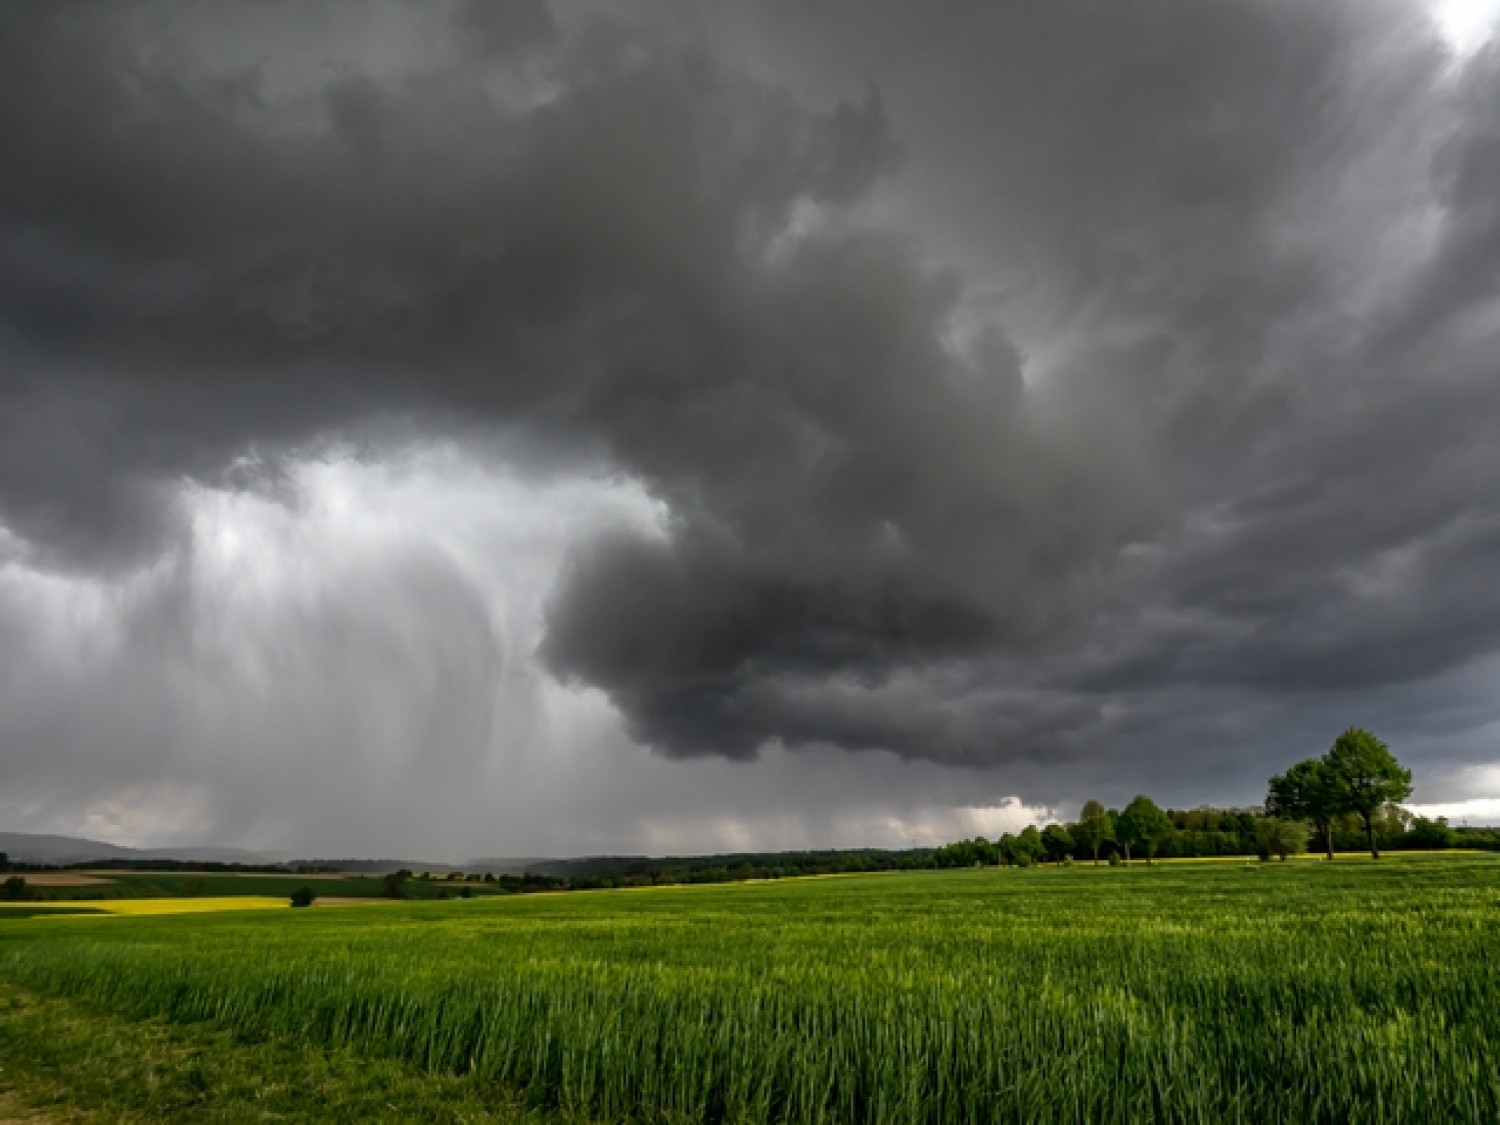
[1073,800,1116,865]
[1323,728,1412,859]
[1267,758,1342,860]
[381,870,411,899]
[289,886,315,908]
[1116,795,1172,864]
[1,875,27,901]
[1042,824,1075,864]
[1253,818,1307,861]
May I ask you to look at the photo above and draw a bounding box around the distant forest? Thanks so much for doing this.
[464,806,1494,892]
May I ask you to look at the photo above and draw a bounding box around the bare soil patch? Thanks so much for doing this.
[79,870,355,879]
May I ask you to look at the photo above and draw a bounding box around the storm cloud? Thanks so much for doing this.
[2,1,1498,855]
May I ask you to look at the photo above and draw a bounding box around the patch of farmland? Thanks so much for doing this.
[0,904,107,919]
[9,873,115,887]
[25,872,392,901]
[74,869,365,879]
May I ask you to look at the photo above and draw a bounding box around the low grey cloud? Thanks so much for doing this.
[1,1,1498,854]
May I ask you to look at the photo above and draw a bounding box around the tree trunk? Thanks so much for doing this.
[1123,844,1131,865]
[1092,844,1099,866]
[1366,816,1379,860]
[1323,822,1334,861]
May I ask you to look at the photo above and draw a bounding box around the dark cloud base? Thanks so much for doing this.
[2,1,1498,800]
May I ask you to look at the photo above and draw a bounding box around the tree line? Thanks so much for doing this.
[405,725,1486,887]
[935,727,1495,868]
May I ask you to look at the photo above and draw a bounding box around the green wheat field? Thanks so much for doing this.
[3,855,1498,1122]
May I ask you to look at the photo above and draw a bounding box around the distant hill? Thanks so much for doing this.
[0,831,269,866]
[0,832,138,864]
[1,833,558,874]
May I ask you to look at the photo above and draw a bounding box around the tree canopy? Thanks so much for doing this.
[1073,799,1115,865]
[1324,728,1412,859]
[1115,795,1172,863]
[1041,824,1075,864]
[1267,729,1413,860]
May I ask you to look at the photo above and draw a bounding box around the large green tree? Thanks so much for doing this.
[1323,728,1412,859]
[1073,799,1115,865]
[1266,758,1343,860]
[1115,795,1172,864]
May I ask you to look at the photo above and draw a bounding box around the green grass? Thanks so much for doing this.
[0,977,554,1122]
[0,904,105,920]
[3,855,1498,1122]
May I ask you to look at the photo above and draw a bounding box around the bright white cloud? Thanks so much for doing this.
[1406,798,1500,826]
[1431,0,1499,54]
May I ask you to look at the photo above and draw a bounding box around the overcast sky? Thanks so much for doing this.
[3,1,1499,860]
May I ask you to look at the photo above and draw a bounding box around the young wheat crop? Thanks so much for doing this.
[3,856,1497,1122]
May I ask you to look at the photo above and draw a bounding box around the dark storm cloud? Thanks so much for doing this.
[0,2,908,553]
[2,0,1498,790]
